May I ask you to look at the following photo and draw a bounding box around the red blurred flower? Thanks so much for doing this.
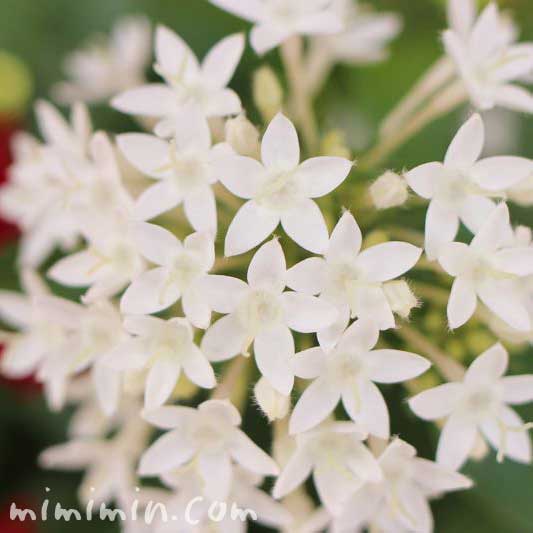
[0,496,38,533]
[0,118,20,245]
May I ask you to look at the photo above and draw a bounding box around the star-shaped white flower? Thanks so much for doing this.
[54,16,151,104]
[333,439,472,533]
[217,113,353,256]
[438,203,533,331]
[105,315,215,410]
[273,421,381,515]
[444,1,533,113]
[286,211,421,341]
[120,223,214,329]
[410,343,533,470]
[201,239,338,394]
[139,400,279,501]
[112,26,244,135]
[289,319,430,437]
[117,105,227,233]
[210,0,344,55]
[406,113,533,260]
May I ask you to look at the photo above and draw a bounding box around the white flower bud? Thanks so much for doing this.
[369,171,408,209]
[225,115,261,159]
[383,280,418,319]
[253,66,283,122]
[254,377,289,422]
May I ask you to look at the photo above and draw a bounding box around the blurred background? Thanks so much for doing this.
[1,0,533,531]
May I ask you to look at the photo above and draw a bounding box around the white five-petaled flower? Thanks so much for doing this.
[53,15,152,104]
[218,113,353,256]
[409,343,533,470]
[272,421,381,515]
[139,400,279,501]
[444,0,533,113]
[112,26,244,136]
[117,105,228,233]
[406,113,533,260]
[333,438,473,533]
[286,211,422,342]
[201,239,338,395]
[289,319,430,437]
[210,0,343,55]
[438,203,533,331]
[105,315,215,410]
[121,223,214,329]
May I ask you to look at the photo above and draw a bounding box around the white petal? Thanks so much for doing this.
[117,133,169,178]
[444,114,484,170]
[272,450,313,499]
[408,383,463,421]
[478,281,531,331]
[501,375,533,405]
[145,357,181,410]
[261,113,300,171]
[225,201,279,256]
[313,464,361,516]
[155,25,199,79]
[286,257,327,295]
[458,195,496,234]
[250,24,291,55]
[465,343,508,385]
[395,484,433,533]
[200,399,242,425]
[183,186,217,235]
[494,84,533,113]
[369,350,430,383]
[447,0,476,37]
[121,268,180,315]
[413,457,473,496]
[481,406,531,463]
[254,325,295,395]
[317,304,350,352]
[201,314,247,362]
[247,239,286,293]
[133,222,181,265]
[92,362,121,417]
[230,429,279,475]
[438,242,473,276]
[202,33,245,88]
[447,277,477,329]
[184,231,215,270]
[352,285,395,330]
[134,180,182,221]
[297,157,352,198]
[124,315,164,336]
[111,84,177,117]
[326,211,362,262]
[471,202,513,253]
[337,318,380,354]
[216,155,266,199]
[182,345,216,389]
[1,337,45,379]
[492,248,533,276]
[138,429,195,475]
[182,284,211,329]
[471,157,533,191]
[355,242,421,282]
[282,293,337,333]
[48,251,100,287]
[436,415,477,470]
[405,162,444,199]
[209,0,264,23]
[343,380,390,439]
[424,200,459,260]
[202,275,249,313]
[289,377,340,434]
[0,292,31,329]
[198,451,232,500]
[295,11,343,34]
[291,347,327,379]
[173,106,212,152]
[142,405,197,429]
[281,199,329,254]
[205,88,242,117]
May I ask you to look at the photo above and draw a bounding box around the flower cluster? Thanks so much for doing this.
[1,1,533,532]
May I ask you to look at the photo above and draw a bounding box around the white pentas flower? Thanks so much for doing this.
[209,0,343,55]
[105,315,215,410]
[117,106,226,233]
[273,421,382,515]
[409,343,533,470]
[406,113,533,260]
[112,26,244,136]
[333,439,472,533]
[218,113,353,256]
[120,223,214,329]
[139,400,279,500]
[289,319,430,437]
[438,203,533,331]
[201,239,337,395]
[286,211,421,337]
[53,15,151,104]
[444,0,533,113]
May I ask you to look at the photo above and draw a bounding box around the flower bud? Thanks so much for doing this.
[253,66,283,122]
[254,377,289,422]
[383,280,418,319]
[225,114,260,159]
[369,171,408,209]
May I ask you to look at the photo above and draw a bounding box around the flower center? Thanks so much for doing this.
[237,290,283,334]
[461,386,500,421]
[256,171,302,212]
